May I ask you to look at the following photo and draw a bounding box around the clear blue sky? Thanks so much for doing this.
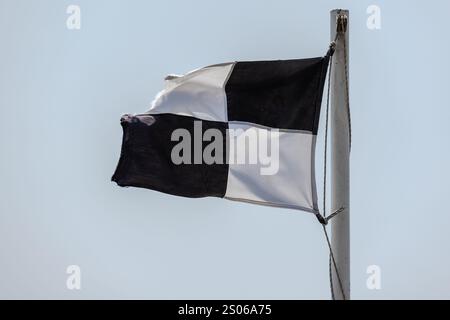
[1,0,449,299]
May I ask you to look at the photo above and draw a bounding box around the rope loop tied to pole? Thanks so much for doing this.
[336,12,348,33]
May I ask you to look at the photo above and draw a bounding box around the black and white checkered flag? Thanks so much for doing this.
[112,55,329,214]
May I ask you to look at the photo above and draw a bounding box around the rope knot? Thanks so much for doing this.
[316,213,328,225]
[327,41,336,57]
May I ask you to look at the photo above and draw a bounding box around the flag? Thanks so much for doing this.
[112,55,329,214]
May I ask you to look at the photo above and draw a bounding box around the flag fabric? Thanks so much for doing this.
[112,55,329,214]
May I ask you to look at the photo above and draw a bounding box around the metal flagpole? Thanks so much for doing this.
[330,9,350,300]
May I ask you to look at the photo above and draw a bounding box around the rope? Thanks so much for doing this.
[322,224,346,300]
[321,47,346,300]
[329,253,335,300]
[322,50,332,223]
[318,19,351,299]
[343,32,352,151]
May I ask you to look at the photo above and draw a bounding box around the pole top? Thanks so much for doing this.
[330,8,349,14]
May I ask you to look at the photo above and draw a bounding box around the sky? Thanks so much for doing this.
[1,0,449,299]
